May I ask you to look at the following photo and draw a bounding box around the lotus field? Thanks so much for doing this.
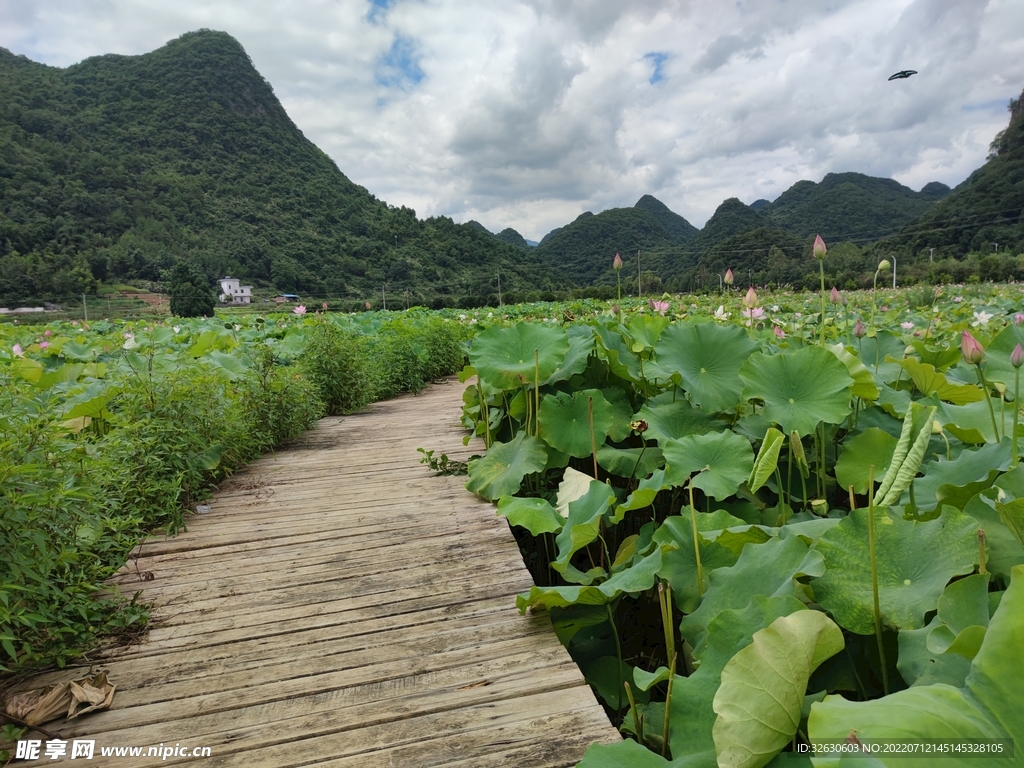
[461,282,1024,767]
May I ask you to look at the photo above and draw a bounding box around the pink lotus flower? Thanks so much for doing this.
[365,302,372,310]
[773,325,786,339]
[293,305,307,315]
[813,234,827,260]
[724,268,734,285]
[830,287,841,304]
[11,343,23,357]
[854,318,866,338]
[743,287,758,309]
[613,253,623,271]
[649,299,670,315]
[743,307,765,326]
[900,321,914,330]
[961,330,985,365]
[39,341,49,350]
[1015,313,1024,325]
[1012,343,1024,369]
[44,329,52,337]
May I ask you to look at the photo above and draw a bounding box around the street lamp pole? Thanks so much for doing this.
[892,255,897,289]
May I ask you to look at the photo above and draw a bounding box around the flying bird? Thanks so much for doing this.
[888,70,918,81]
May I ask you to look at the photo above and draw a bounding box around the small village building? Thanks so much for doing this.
[219,277,252,304]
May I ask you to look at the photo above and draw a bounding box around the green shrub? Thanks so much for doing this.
[300,320,371,415]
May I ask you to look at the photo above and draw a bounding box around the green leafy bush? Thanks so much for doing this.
[300,320,371,415]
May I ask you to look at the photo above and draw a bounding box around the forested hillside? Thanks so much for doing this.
[0,31,562,306]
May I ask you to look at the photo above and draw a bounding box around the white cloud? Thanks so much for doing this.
[1,0,1021,240]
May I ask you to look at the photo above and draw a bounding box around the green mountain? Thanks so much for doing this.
[534,197,698,284]
[886,90,1024,257]
[758,172,946,243]
[0,31,562,306]
[689,198,767,252]
[495,228,532,250]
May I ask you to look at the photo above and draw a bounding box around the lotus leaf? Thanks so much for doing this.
[552,479,617,583]
[663,431,755,500]
[808,565,1024,768]
[894,356,984,405]
[538,388,615,458]
[834,428,897,495]
[470,322,569,391]
[635,398,721,445]
[597,445,664,479]
[614,469,669,519]
[912,440,1012,511]
[739,347,854,436]
[748,427,784,493]
[465,432,547,501]
[712,611,844,768]
[829,343,880,401]
[963,488,1024,577]
[653,515,744,613]
[678,535,824,654]
[495,496,564,535]
[654,322,759,413]
[813,506,978,635]
[898,615,973,688]
[544,323,595,384]
[667,595,808,763]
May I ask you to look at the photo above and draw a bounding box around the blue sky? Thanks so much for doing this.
[1,0,1022,240]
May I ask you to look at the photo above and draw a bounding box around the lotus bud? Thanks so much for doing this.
[1012,343,1024,368]
[932,419,944,434]
[613,253,623,271]
[789,430,806,464]
[743,286,758,309]
[830,287,841,304]
[994,381,1006,397]
[813,234,827,260]
[877,259,891,272]
[630,419,649,434]
[853,318,866,338]
[961,330,985,365]
[904,345,915,357]
[724,268,734,285]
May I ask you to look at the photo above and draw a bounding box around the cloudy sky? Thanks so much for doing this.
[2,0,1022,240]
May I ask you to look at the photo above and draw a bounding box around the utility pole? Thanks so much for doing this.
[82,294,88,322]
[929,247,935,263]
[892,255,897,289]
[497,268,502,307]
[994,243,999,253]
[382,284,387,311]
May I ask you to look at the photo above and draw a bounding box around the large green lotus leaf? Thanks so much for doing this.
[808,565,1024,768]
[663,431,755,500]
[465,432,548,501]
[812,506,978,635]
[963,489,1024,578]
[857,330,906,384]
[895,356,984,405]
[936,397,1010,445]
[926,574,991,659]
[739,347,854,436]
[828,343,880,401]
[556,466,595,518]
[875,402,936,507]
[552,479,617,583]
[667,595,807,763]
[898,615,973,688]
[516,546,663,612]
[980,323,1024,400]
[835,428,897,495]
[713,611,845,768]
[538,388,614,458]
[597,445,664,480]
[654,322,759,413]
[653,515,743,613]
[748,427,784,493]
[495,496,564,535]
[635,398,721,446]
[575,738,706,768]
[470,322,569,391]
[544,323,595,385]
[912,440,1012,511]
[601,386,635,441]
[678,535,824,653]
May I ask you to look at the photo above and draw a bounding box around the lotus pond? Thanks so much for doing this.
[459,283,1024,767]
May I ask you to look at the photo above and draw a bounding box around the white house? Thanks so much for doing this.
[218,277,252,304]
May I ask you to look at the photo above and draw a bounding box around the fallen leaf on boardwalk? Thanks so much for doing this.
[4,672,115,725]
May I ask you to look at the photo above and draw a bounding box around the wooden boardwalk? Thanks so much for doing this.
[20,379,618,766]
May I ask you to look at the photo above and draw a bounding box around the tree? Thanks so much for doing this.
[167,261,215,317]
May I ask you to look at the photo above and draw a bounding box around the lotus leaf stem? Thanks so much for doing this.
[689,482,704,596]
[975,363,1000,442]
[624,681,642,744]
[658,581,675,671]
[662,652,678,757]
[979,529,987,575]
[819,258,827,346]
[588,396,598,479]
[867,465,890,696]
[607,602,624,710]
[1014,367,1021,465]
[534,349,540,437]
[477,381,491,448]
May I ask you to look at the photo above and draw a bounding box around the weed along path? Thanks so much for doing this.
[23,379,619,767]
